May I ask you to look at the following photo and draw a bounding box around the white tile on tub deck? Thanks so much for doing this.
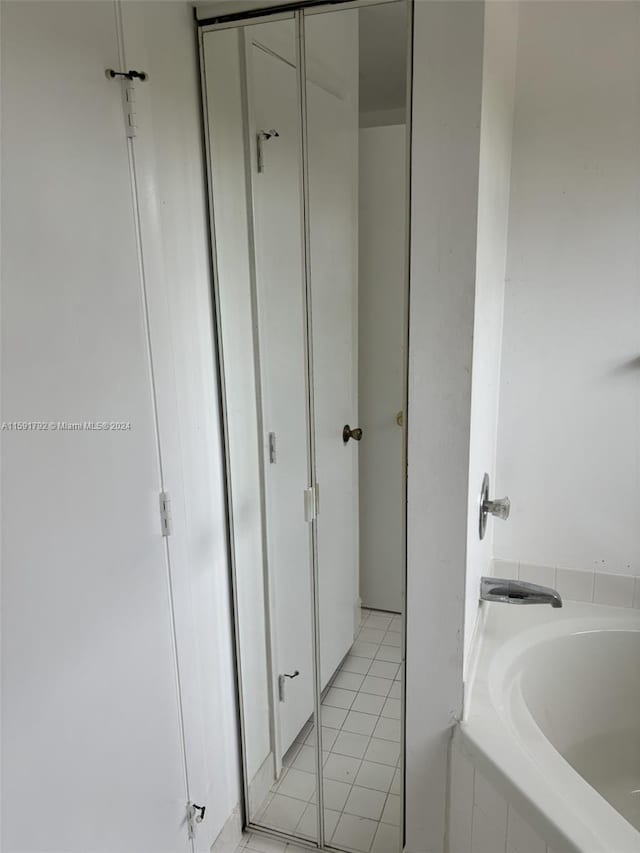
[507,805,546,853]
[472,803,508,853]
[449,805,472,853]
[450,745,474,826]
[593,572,635,607]
[555,567,594,603]
[518,563,556,589]
[474,770,508,826]
[492,558,520,578]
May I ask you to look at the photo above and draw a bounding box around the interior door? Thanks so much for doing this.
[305,27,360,688]
[246,26,316,761]
[1,3,190,851]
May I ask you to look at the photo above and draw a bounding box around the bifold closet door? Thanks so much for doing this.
[304,10,360,690]
[1,3,190,852]
[244,21,316,766]
[201,19,319,838]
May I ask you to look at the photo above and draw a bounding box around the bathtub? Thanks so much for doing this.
[455,601,640,853]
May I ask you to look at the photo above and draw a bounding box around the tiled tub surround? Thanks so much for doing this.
[454,600,640,853]
[449,738,557,853]
[253,609,403,853]
[491,559,640,609]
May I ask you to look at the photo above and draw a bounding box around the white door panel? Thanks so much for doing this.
[247,33,316,759]
[1,4,189,851]
[306,70,359,687]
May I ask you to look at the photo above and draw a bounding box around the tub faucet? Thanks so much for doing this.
[480,577,563,608]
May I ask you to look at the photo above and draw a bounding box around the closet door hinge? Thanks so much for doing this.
[159,491,172,536]
[303,484,319,522]
[106,68,147,138]
[124,80,138,138]
[121,80,138,138]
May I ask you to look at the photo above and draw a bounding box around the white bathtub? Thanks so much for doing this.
[457,601,640,853]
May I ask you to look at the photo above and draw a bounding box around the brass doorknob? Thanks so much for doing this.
[343,424,363,443]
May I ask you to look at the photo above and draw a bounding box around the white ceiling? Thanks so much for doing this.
[358,2,408,116]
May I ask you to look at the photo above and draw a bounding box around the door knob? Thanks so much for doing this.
[343,424,363,443]
[479,472,510,540]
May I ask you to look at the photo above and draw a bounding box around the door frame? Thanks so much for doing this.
[198,2,414,848]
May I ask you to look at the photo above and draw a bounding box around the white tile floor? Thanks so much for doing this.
[247,609,402,853]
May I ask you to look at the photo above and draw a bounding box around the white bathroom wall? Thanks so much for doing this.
[494,1,640,591]
[464,0,518,665]
[358,124,406,614]
[406,3,485,851]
